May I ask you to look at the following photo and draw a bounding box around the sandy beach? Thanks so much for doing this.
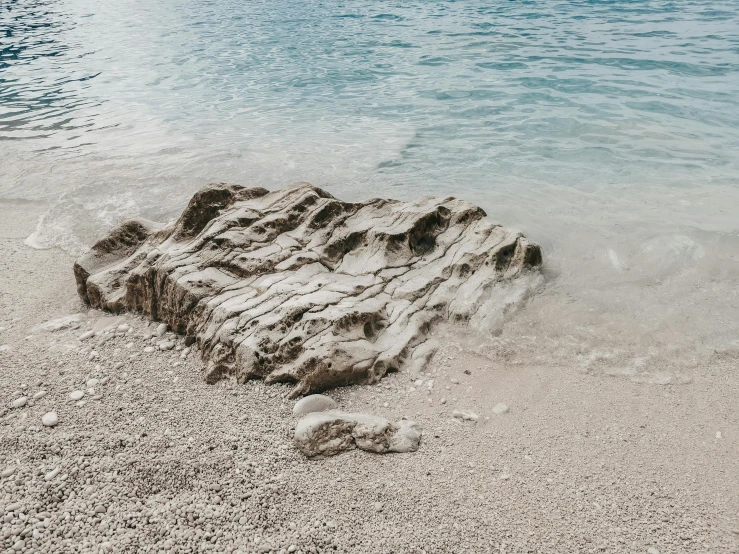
[2,199,738,554]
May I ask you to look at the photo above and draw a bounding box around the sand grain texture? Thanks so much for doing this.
[1,201,738,554]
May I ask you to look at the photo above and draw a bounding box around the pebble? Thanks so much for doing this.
[374,502,384,512]
[117,324,130,332]
[87,378,100,388]
[1,466,15,478]
[154,323,168,337]
[41,411,59,427]
[716,431,722,439]
[32,390,47,400]
[293,394,338,416]
[69,390,85,401]
[44,467,60,481]
[452,410,479,422]
[159,341,175,351]
[144,346,156,353]
[11,396,28,408]
[450,378,460,384]
[492,403,510,415]
[647,548,660,554]
[79,330,95,340]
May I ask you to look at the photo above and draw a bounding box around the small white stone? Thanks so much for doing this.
[69,390,85,401]
[440,398,447,405]
[293,394,338,416]
[647,548,660,554]
[86,378,100,388]
[117,324,130,332]
[159,341,175,351]
[143,346,156,353]
[716,431,722,439]
[452,409,478,422]
[33,390,47,400]
[44,467,60,481]
[88,351,99,360]
[11,396,28,409]
[1,466,15,478]
[450,378,460,384]
[374,502,384,512]
[79,330,95,340]
[492,403,509,415]
[41,411,59,427]
[154,323,168,337]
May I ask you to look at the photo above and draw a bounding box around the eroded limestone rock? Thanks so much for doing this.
[294,410,422,458]
[74,182,541,396]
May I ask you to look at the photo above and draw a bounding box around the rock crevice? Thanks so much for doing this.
[74,182,542,396]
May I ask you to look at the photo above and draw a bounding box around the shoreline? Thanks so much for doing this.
[1,199,738,553]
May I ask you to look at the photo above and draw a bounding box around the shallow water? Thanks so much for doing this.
[2,0,739,377]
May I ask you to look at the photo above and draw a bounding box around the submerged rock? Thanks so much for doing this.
[74,182,541,396]
[294,410,422,458]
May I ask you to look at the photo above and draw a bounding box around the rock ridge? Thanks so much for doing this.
[74,182,542,396]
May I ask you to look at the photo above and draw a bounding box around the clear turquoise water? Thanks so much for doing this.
[2,0,739,375]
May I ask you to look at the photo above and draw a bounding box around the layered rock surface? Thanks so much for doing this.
[294,411,422,458]
[74,182,542,396]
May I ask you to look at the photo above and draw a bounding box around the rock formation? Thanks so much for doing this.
[294,411,422,458]
[74,182,541,397]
